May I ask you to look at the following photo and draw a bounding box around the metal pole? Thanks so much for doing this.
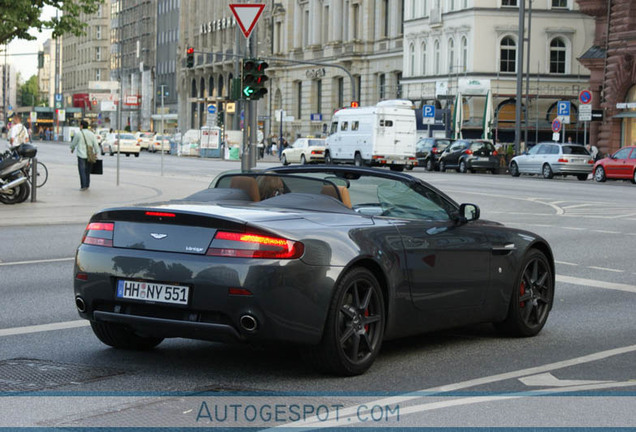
[116,5,122,186]
[524,0,532,146]
[30,157,37,202]
[514,0,525,155]
[241,36,251,172]
[161,84,165,176]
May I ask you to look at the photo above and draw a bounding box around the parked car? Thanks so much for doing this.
[509,142,594,180]
[96,129,109,155]
[438,139,499,173]
[592,145,636,183]
[102,133,141,157]
[74,166,555,376]
[134,131,155,151]
[149,134,171,153]
[281,138,326,165]
[416,137,453,171]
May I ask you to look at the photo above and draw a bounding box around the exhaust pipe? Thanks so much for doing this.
[239,314,258,332]
[0,176,27,191]
[75,296,87,313]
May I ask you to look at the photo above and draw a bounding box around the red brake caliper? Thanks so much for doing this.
[364,309,369,332]
[520,281,526,308]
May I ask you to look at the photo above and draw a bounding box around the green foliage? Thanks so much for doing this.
[0,0,103,45]
[19,75,44,106]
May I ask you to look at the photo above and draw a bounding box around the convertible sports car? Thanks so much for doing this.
[73,166,555,376]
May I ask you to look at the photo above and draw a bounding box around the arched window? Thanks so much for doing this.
[434,39,440,75]
[209,76,215,98]
[448,38,455,73]
[550,38,566,74]
[461,36,468,72]
[421,41,427,76]
[409,43,415,76]
[500,36,516,72]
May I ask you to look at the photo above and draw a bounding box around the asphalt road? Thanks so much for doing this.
[1,142,635,429]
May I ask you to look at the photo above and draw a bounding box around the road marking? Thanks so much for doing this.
[562,226,586,231]
[0,320,89,337]
[279,344,636,429]
[556,275,636,294]
[555,261,578,266]
[0,257,75,267]
[587,266,625,273]
[519,372,612,387]
[592,230,621,234]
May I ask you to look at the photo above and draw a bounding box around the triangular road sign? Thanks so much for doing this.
[229,4,265,39]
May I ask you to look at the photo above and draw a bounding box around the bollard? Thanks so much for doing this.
[30,157,37,202]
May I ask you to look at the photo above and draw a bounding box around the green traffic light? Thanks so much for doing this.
[243,87,254,97]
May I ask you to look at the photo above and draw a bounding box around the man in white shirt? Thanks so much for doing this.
[9,114,29,148]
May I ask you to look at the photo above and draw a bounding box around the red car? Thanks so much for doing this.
[593,146,636,183]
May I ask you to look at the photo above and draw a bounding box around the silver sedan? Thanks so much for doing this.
[509,143,594,180]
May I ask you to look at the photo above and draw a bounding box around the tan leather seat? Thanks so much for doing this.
[257,175,285,199]
[321,185,352,208]
[229,176,260,201]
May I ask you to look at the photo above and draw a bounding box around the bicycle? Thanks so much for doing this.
[26,158,48,188]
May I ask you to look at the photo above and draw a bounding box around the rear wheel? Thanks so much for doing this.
[542,164,554,179]
[439,160,447,172]
[594,166,606,182]
[300,154,307,165]
[495,249,554,337]
[282,154,289,165]
[354,153,364,167]
[576,174,588,181]
[389,165,404,172]
[510,161,520,177]
[303,267,385,376]
[0,180,30,204]
[459,160,468,173]
[134,153,140,158]
[90,321,164,350]
[632,169,636,184]
[425,159,434,172]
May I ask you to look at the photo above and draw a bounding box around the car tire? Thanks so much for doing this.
[632,170,636,184]
[494,249,554,337]
[542,164,554,179]
[389,165,404,172]
[303,267,385,376]
[125,153,130,157]
[439,161,446,172]
[459,160,467,173]
[425,159,434,172]
[510,161,520,177]
[576,174,588,181]
[594,166,606,183]
[354,153,364,167]
[282,154,289,166]
[109,151,114,156]
[135,153,139,158]
[90,321,164,350]
[324,152,333,165]
[301,155,307,165]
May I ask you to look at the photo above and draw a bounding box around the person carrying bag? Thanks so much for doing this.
[70,120,101,191]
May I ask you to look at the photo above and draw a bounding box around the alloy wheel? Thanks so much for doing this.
[594,166,606,182]
[517,255,552,331]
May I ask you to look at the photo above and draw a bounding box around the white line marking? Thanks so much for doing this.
[592,230,621,234]
[557,275,636,293]
[278,344,636,429]
[562,227,586,231]
[555,261,578,266]
[519,372,612,387]
[0,257,75,267]
[587,266,625,273]
[0,320,90,337]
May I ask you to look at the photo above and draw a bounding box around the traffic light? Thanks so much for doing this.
[186,47,194,69]
[242,58,269,100]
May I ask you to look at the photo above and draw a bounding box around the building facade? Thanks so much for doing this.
[38,39,59,108]
[110,0,156,131]
[1,63,17,125]
[578,0,636,155]
[401,0,595,143]
[155,0,180,132]
[61,3,111,126]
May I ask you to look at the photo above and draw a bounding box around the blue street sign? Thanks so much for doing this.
[422,105,435,125]
[207,104,216,114]
[557,101,570,117]
[310,113,323,121]
[55,93,62,102]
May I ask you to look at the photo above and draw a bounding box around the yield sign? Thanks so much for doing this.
[229,4,265,39]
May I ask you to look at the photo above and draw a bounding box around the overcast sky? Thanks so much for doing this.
[6,6,55,83]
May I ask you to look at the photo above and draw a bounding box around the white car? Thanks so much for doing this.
[134,131,155,151]
[149,134,172,153]
[281,138,326,165]
[102,133,141,157]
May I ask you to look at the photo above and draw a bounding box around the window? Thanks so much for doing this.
[296,81,302,119]
[382,0,390,38]
[379,74,386,100]
[550,38,566,74]
[552,0,567,8]
[303,9,310,46]
[500,36,516,72]
[96,69,101,81]
[461,36,468,72]
[352,121,360,131]
[379,120,394,127]
[421,42,427,76]
[337,77,344,108]
[96,47,102,61]
[96,26,102,40]
[434,39,440,75]
[448,38,455,73]
[409,43,415,76]
[501,0,517,6]
[353,3,360,39]
[341,121,349,131]
[316,80,322,114]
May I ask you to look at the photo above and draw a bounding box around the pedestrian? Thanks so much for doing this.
[70,120,100,191]
[8,114,30,148]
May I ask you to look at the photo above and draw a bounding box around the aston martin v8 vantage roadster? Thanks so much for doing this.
[74,166,555,376]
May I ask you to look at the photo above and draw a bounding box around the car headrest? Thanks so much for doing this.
[229,176,260,202]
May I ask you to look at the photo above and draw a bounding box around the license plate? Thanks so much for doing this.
[116,280,189,306]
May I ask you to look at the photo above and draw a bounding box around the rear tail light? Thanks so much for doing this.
[82,222,114,247]
[558,158,568,163]
[464,150,473,155]
[206,231,304,259]
[311,150,324,155]
[432,148,438,154]
[492,150,498,156]
[588,159,594,164]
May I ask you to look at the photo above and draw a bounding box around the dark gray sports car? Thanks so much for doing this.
[73,166,555,376]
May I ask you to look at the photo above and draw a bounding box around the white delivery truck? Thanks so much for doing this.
[324,99,417,171]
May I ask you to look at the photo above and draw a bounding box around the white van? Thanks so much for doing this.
[324,100,417,171]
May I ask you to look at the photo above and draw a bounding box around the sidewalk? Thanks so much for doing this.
[0,160,211,227]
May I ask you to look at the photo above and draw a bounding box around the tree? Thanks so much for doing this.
[0,0,103,46]
[19,75,43,107]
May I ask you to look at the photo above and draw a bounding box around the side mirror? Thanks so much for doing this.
[458,203,480,223]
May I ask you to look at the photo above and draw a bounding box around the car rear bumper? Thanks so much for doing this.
[551,163,593,175]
